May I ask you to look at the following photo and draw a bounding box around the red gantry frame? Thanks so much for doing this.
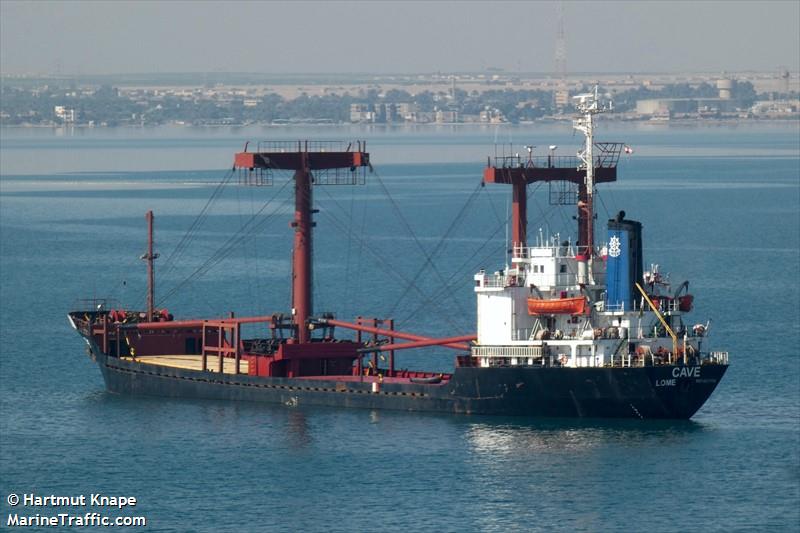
[234,141,371,344]
[121,141,476,379]
[483,146,620,258]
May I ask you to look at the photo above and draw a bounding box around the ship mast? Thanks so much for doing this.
[292,145,314,344]
[233,141,370,344]
[482,86,618,278]
[572,85,610,284]
[141,210,159,322]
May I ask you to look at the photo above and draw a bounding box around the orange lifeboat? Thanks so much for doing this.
[527,297,587,316]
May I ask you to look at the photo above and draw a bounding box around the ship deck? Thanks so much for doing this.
[122,355,248,375]
[301,375,449,385]
[117,355,449,384]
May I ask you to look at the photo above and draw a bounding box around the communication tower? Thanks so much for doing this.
[554,2,569,110]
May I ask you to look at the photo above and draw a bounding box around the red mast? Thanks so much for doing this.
[234,141,369,343]
[293,145,313,343]
[511,178,527,251]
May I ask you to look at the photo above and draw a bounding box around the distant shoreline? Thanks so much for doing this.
[3,117,799,129]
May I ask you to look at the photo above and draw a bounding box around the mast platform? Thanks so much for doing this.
[482,147,622,186]
[234,140,369,170]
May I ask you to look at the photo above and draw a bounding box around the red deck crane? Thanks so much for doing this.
[234,141,369,344]
[482,146,620,259]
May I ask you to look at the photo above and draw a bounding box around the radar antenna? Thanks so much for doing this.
[572,86,612,283]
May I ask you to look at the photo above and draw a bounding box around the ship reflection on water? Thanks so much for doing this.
[285,410,313,449]
[465,419,706,456]
[461,418,714,531]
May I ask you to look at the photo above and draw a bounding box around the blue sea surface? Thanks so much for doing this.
[1,124,799,532]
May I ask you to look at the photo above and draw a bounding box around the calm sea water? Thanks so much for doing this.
[1,124,798,532]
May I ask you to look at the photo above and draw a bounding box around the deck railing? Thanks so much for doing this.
[480,274,517,288]
[707,351,729,365]
[470,346,728,369]
[471,346,544,358]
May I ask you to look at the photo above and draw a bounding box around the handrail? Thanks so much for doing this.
[472,346,544,357]
[635,282,681,363]
[611,335,628,361]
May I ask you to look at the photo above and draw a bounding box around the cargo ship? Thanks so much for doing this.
[68,88,728,419]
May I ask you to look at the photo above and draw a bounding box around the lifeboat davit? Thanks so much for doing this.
[527,297,587,316]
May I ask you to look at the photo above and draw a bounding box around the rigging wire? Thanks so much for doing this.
[310,177,325,317]
[157,180,291,306]
[595,189,613,226]
[341,177,358,319]
[369,166,472,319]
[387,178,485,317]
[396,182,555,327]
[317,202,469,333]
[248,183,266,316]
[235,180,255,312]
[156,177,293,307]
[483,179,505,225]
[235,179,268,316]
[315,172,481,331]
[159,167,236,281]
[351,181,370,318]
[397,233,507,327]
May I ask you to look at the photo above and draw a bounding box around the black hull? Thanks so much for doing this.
[91,348,727,420]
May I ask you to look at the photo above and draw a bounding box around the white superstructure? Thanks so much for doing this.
[472,88,727,370]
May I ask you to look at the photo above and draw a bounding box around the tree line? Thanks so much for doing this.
[0,80,771,126]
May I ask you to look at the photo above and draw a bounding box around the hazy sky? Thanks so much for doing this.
[1,1,798,75]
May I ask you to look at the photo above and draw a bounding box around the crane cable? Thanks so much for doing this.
[156,165,292,306]
[397,181,557,327]
[160,167,236,280]
[316,194,468,333]
[369,166,472,320]
[387,178,486,317]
